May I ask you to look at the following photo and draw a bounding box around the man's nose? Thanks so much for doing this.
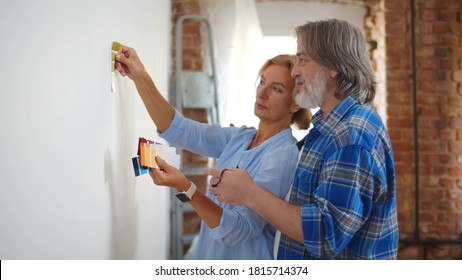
[291,66,300,78]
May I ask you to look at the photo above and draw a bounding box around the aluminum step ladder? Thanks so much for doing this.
[169,15,219,259]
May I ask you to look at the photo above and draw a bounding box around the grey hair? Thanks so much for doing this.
[295,19,376,104]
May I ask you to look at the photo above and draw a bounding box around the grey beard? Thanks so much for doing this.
[294,72,327,109]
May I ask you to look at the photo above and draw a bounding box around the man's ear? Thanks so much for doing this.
[330,69,339,79]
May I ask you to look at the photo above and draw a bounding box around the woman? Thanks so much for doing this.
[116,47,310,259]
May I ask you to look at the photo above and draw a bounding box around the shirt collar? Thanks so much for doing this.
[311,95,358,136]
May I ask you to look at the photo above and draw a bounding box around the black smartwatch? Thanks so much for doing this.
[175,182,197,202]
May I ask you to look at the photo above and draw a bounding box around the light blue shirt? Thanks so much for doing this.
[159,111,299,259]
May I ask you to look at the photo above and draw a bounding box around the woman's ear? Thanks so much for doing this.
[290,103,300,113]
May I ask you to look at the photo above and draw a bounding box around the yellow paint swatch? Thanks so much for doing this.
[111,41,120,72]
[112,41,120,52]
[111,41,120,92]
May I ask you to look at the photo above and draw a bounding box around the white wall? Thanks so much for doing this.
[0,0,176,259]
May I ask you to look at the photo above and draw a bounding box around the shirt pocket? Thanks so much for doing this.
[293,157,323,204]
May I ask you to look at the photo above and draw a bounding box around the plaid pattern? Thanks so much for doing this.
[277,95,399,259]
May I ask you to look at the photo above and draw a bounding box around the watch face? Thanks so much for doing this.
[176,192,190,202]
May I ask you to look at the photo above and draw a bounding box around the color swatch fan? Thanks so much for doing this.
[132,137,163,177]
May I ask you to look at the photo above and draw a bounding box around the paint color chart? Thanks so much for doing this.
[111,41,120,92]
[132,137,163,177]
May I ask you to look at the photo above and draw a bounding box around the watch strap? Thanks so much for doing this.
[175,182,197,202]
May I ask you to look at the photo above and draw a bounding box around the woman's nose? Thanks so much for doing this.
[257,86,269,99]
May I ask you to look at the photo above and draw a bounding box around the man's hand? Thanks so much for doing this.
[204,168,256,206]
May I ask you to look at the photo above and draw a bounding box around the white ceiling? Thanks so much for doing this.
[256,1,367,36]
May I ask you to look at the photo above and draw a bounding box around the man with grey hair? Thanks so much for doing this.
[206,19,398,259]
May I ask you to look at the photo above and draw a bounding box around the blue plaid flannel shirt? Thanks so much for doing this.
[277,95,399,259]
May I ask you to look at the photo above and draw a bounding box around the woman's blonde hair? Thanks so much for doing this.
[258,54,311,130]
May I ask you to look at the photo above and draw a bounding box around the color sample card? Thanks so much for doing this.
[138,137,163,168]
[132,155,151,177]
[132,137,163,177]
[111,41,120,92]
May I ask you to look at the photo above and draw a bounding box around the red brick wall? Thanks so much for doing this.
[387,0,462,259]
[172,0,203,72]
[383,0,416,247]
